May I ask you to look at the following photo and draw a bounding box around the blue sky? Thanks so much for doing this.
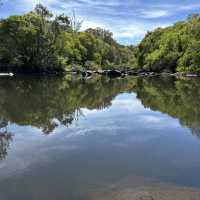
[0,0,200,44]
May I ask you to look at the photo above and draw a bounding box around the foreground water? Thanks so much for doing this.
[1,75,200,199]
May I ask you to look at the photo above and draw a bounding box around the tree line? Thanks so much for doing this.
[137,14,200,73]
[0,4,199,73]
[0,4,137,73]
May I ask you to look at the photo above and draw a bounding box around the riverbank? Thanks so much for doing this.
[70,70,200,79]
[1,69,200,79]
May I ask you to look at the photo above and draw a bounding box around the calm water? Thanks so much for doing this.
[1,75,200,199]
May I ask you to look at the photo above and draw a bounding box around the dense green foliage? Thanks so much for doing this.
[0,4,137,73]
[137,14,200,72]
[0,4,199,73]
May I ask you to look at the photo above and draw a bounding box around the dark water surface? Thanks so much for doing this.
[1,75,200,199]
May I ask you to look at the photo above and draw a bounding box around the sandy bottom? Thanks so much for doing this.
[86,176,200,200]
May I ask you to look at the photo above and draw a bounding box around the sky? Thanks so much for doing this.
[0,0,200,44]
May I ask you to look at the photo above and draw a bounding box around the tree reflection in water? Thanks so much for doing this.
[0,75,200,161]
[0,118,12,160]
[135,76,200,137]
[0,76,135,134]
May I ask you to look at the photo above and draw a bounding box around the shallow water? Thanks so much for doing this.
[1,75,200,199]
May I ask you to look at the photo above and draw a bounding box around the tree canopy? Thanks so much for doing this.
[0,4,137,73]
[137,14,200,73]
[0,4,199,73]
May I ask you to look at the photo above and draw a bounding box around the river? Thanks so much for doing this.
[0,75,200,200]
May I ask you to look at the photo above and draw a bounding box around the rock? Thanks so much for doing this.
[102,70,109,75]
[106,70,122,78]
[138,72,148,76]
[82,71,93,77]
[95,70,104,75]
[185,73,200,77]
[137,69,148,73]
[175,72,200,78]
[148,72,157,76]
[161,72,173,76]
[138,71,157,77]
[127,70,138,76]
[72,71,78,75]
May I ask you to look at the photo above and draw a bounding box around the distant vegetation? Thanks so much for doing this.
[137,14,200,73]
[0,4,199,73]
[0,4,137,73]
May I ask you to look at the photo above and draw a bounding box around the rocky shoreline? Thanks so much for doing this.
[0,69,200,78]
[71,69,160,78]
[70,69,200,79]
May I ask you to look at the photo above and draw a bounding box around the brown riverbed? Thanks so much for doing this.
[86,175,200,200]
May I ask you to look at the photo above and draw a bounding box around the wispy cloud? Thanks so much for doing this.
[1,0,200,44]
[138,9,170,19]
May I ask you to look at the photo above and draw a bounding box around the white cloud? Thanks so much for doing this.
[81,20,106,30]
[81,108,99,116]
[179,4,200,11]
[1,0,200,44]
[139,9,170,19]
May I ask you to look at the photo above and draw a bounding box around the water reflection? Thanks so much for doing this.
[0,75,200,136]
[135,76,200,136]
[1,75,200,199]
[0,119,12,160]
[0,76,135,135]
[0,75,200,161]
